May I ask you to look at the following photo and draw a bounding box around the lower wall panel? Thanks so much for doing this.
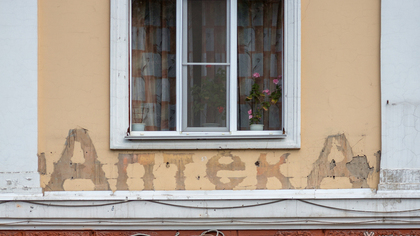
[1,230,420,236]
[3,190,420,230]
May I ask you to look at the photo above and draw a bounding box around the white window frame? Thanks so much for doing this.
[110,0,300,149]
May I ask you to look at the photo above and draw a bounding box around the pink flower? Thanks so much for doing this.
[263,89,270,95]
[248,109,252,115]
[217,106,224,113]
[253,73,260,78]
[273,79,279,85]
[249,115,253,119]
[277,75,282,79]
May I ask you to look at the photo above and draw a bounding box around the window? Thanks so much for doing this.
[110,0,300,149]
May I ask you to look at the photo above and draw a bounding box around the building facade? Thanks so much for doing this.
[0,0,420,235]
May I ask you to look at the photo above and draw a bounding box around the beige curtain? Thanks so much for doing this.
[131,0,177,131]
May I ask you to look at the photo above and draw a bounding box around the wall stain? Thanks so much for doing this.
[206,151,246,190]
[37,152,46,175]
[307,134,374,189]
[45,128,110,191]
[329,159,336,170]
[117,153,155,190]
[163,153,193,190]
[375,150,381,173]
[346,155,373,188]
[256,153,294,189]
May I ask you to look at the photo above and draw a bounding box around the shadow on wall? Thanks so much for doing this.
[38,129,380,191]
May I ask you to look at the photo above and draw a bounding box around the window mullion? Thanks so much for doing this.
[229,0,238,132]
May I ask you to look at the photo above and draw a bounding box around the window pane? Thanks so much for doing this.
[187,0,227,63]
[237,0,283,131]
[187,65,227,128]
[131,0,177,131]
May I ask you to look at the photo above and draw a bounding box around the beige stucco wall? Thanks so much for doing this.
[38,0,381,191]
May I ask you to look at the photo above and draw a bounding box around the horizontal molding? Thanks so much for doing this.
[2,218,420,230]
[2,189,420,230]
[4,189,420,200]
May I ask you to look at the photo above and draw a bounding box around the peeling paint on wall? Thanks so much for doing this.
[307,134,353,188]
[206,151,246,190]
[256,153,294,189]
[307,134,375,189]
[346,155,373,188]
[375,150,381,173]
[163,153,193,190]
[117,153,156,190]
[40,130,379,191]
[37,153,46,175]
[45,129,110,191]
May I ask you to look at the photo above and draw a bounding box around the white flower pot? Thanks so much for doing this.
[250,124,264,131]
[132,123,146,131]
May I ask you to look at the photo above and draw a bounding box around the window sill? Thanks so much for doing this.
[113,135,299,150]
[126,131,286,140]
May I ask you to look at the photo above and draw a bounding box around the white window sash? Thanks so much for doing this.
[230,0,238,133]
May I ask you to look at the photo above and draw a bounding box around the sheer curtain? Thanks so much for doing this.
[237,0,283,130]
[131,0,176,131]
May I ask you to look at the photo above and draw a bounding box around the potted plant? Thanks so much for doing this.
[191,67,226,126]
[246,73,282,130]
